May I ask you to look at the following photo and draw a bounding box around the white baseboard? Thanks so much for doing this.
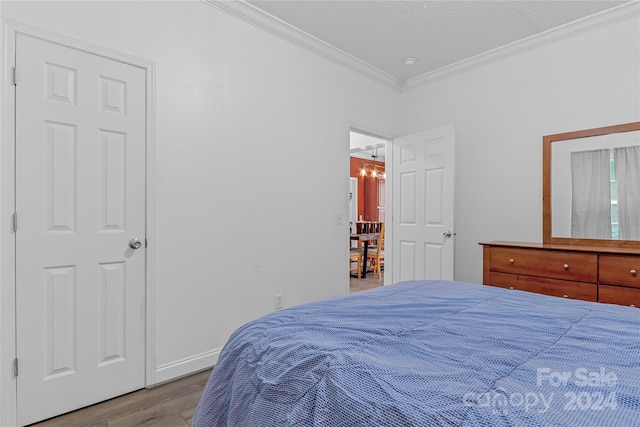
[151,348,221,385]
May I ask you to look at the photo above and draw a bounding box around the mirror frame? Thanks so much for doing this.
[543,121,640,247]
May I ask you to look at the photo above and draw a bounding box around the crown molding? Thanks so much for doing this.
[402,1,640,92]
[202,0,400,91]
[204,0,639,93]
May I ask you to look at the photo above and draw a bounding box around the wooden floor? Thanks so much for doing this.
[29,273,381,427]
[350,267,384,293]
[29,369,211,427]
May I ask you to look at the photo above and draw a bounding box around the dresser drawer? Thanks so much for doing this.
[489,247,597,283]
[599,255,640,288]
[489,272,597,301]
[598,285,640,308]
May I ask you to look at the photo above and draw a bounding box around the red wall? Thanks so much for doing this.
[350,157,385,222]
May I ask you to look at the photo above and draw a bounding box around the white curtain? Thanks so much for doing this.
[571,149,611,238]
[614,145,640,240]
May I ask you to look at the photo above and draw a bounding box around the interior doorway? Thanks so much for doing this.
[349,130,388,292]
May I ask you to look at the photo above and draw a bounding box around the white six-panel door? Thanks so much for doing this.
[15,34,146,426]
[391,126,455,283]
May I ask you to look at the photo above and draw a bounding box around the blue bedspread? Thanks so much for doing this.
[192,280,640,426]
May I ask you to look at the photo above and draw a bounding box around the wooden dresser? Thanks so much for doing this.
[480,241,640,308]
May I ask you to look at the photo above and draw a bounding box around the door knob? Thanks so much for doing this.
[129,238,142,249]
[443,231,453,238]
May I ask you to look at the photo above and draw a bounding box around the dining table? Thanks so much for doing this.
[350,232,380,278]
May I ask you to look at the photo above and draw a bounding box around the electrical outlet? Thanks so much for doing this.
[336,211,343,225]
[274,293,284,310]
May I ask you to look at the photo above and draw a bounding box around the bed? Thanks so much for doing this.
[192,280,640,426]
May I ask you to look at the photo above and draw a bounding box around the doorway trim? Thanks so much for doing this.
[1,20,157,427]
[348,125,392,288]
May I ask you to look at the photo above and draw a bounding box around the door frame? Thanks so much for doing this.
[1,20,157,427]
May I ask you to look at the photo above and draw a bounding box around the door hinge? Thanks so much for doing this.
[13,358,18,377]
[12,67,18,85]
[12,212,17,232]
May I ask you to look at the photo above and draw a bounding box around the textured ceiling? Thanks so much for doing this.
[248,0,628,82]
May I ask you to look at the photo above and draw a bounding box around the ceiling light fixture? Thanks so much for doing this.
[371,153,378,178]
[359,149,385,179]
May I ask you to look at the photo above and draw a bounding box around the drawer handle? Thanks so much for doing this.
[563,264,569,270]
[631,269,637,276]
[563,294,569,298]
[509,258,515,265]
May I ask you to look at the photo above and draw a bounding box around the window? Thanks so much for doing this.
[610,152,619,239]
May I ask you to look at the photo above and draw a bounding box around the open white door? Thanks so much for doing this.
[15,34,146,425]
[391,125,455,283]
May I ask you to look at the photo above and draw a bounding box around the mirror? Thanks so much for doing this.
[543,121,640,247]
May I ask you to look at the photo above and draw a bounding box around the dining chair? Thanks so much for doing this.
[367,223,384,279]
[349,248,363,279]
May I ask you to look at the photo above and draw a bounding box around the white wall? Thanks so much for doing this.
[1,0,400,388]
[399,12,640,284]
